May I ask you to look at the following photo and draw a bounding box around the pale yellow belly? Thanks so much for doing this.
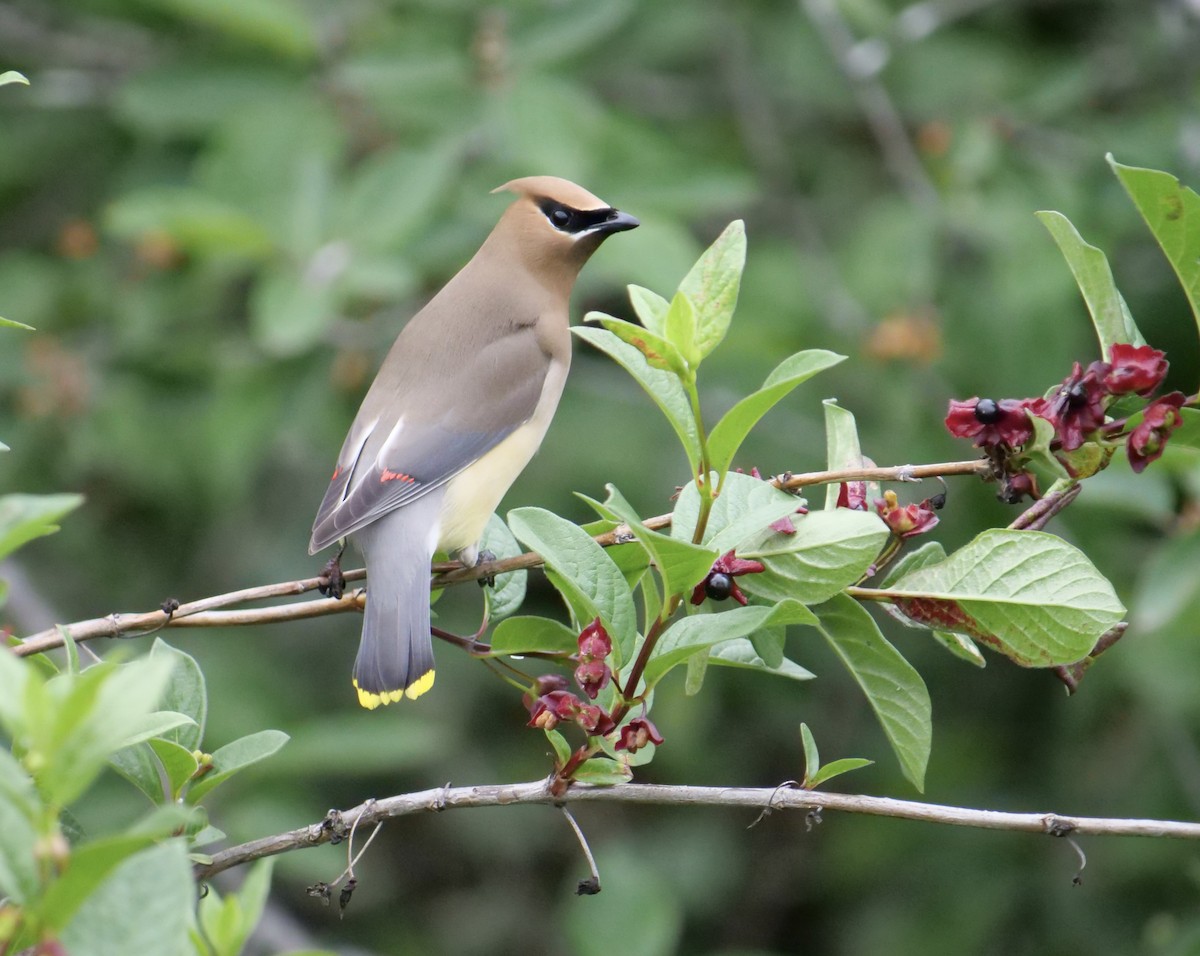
[436,357,568,552]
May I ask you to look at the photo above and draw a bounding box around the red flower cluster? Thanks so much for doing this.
[574,618,612,699]
[524,619,623,740]
[946,343,1187,482]
[524,618,667,756]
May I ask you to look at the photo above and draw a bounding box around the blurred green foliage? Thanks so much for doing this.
[3,1,1200,953]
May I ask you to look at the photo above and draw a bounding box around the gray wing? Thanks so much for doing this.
[309,323,548,553]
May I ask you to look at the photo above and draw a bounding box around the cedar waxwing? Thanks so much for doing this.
[310,176,638,709]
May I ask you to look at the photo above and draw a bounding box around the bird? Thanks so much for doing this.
[310,176,639,709]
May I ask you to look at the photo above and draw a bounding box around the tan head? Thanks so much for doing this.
[484,176,639,287]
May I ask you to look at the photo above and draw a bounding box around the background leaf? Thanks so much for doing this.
[0,494,84,563]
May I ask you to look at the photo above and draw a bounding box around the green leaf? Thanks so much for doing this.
[628,284,670,336]
[738,509,890,606]
[0,493,85,562]
[489,616,578,656]
[708,349,846,477]
[112,710,196,751]
[249,262,338,356]
[589,313,687,374]
[545,729,572,767]
[149,639,206,751]
[749,624,786,668]
[507,507,639,666]
[37,656,179,808]
[1021,413,1071,479]
[878,541,947,587]
[1035,210,1144,355]
[663,291,700,367]
[707,639,816,682]
[0,748,39,904]
[580,485,718,601]
[678,220,746,360]
[105,186,274,260]
[800,723,820,781]
[572,757,632,786]
[684,649,709,695]
[198,858,274,956]
[0,71,29,86]
[883,529,1126,666]
[672,471,804,552]
[1169,407,1200,452]
[186,729,289,803]
[480,513,527,622]
[135,0,318,59]
[811,594,931,791]
[806,757,874,789]
[1108,155,1200,335]
[644,599,817,688]
[60,841,194,956]
[114,749,200,815]
[573,325,701,473]
[40,833,164,932]
[822,400,866,510]
[337,141,462,251]
[931,630,987,667]
[0,648,30,734]
[150,738,201,800]
[0,316,34,330]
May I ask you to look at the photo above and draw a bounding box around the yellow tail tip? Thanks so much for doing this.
[353,670,436,709]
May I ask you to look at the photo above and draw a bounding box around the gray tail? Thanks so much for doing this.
[351,492,443,708]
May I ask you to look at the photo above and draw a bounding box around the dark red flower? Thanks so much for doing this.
[836,481,867,510]
[577,703,615,735]
[577,618,612,661]
[614,717,664,753]
[874,490,939,538]
[944,397,1035,448]
[1105,344,1168,396]
[1127,392,1187,473]
[574,659,612,700]
[1039,361,1110,451]
[527,690,584,730]
[690,550,766,606]
[998,470,1040,504]
[522,674,570,713]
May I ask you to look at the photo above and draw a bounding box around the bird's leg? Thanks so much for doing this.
[318,543,347,599]
[451,544,498,588]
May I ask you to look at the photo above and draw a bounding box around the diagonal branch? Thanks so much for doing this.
[193,778,1200,882]
[10,458,992,658]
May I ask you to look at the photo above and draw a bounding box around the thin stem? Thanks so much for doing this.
[193,778,1200,881]
[685,371,717,545]
[12,457,994,658]
[561,807,601,894]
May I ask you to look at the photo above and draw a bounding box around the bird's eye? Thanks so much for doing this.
[552,208,572,227]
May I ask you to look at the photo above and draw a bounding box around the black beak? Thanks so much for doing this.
[596,209,640,235]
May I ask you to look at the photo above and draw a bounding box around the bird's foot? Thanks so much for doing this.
[318,548,346,599]
[474,549,498,588]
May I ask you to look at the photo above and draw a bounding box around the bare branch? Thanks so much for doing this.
[193,778,1200,882]
[10,458,993,658]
